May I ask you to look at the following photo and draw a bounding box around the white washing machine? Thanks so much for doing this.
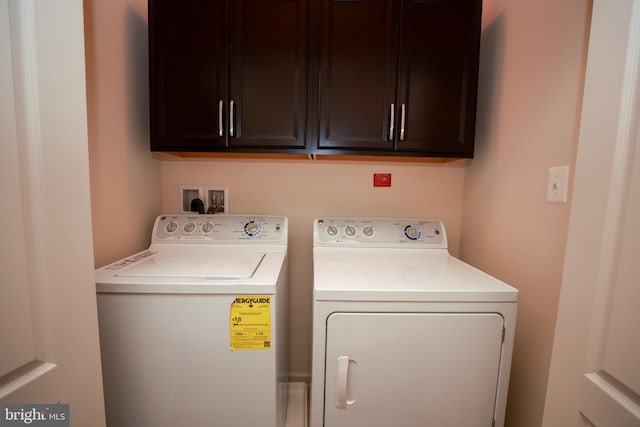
[310,218,518,427]
[95,214,289,427]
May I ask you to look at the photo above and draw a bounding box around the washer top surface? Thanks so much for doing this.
[95,214,287,294]
[113,250,265,280]
[313,218,518,302]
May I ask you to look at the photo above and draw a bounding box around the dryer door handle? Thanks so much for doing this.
[336,356,356,409]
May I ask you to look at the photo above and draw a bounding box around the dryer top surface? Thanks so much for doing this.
[313,247,517,302]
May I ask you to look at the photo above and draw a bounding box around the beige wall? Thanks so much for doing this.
[83,0,467,385]
[160,157,466,378]
[460,0,591,426]
[85,0,593,424]
[85,0,162,268]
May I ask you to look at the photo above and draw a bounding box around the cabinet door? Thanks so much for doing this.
[316,0,399,152]
[395,0,481,157]
[149,0,228,151]
[228,0,308,150]
[324,312,504,427]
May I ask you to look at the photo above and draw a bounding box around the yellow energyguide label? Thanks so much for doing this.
[230,295,271,350]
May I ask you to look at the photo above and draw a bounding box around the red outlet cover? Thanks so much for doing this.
[373,173,391,187]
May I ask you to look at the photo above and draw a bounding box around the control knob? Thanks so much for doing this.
[244,221,261,237]
[183,222,196,233]
[362,225,375,237]
[202,221,214,233]
[345,225,357,237]
[165,221,178,233]
[326,225,338,236]
[404,224,422,240]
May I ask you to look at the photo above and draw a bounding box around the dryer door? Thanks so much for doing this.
[324,312,504,427]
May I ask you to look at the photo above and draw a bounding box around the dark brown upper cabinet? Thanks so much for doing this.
[149,0,309,153]
[312,0,482,158]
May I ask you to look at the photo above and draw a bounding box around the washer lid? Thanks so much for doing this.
[95,247,286,294]
[313,247,518,302]
[115,252,265,279]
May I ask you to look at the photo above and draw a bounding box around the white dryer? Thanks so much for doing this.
[310,218,518,427]
[95,214,288,427]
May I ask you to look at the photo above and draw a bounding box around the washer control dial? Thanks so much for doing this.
[165,221,179,233]
[201,221,214,234]
[344,225,357,237]
[326,225,339,236]
[244,220,262,237]
[362,225,375,237]
[183,222,196,234]
[404,224,422,240]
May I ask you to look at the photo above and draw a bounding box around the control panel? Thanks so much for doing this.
[152,215,287,244]
[314,218,447,248]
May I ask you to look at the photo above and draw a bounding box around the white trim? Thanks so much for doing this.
[9,0,56,363]
[578,414,595,427]
[0,362,56,399]
[584,0,640,372]
[543,1,640,425]
[582,373,640,426]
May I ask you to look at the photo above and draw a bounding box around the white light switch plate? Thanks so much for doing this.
[547,166,570,204]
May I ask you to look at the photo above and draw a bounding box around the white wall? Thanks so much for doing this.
[460,0,591,425]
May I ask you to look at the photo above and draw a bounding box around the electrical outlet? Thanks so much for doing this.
[547,166,569,204]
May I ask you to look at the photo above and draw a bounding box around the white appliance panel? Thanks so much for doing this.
[96,250,286,294]
[96,215,289,427]
[115,251,266,279]
[313,248,517,302]
[153,214,287,243]
[310,218,518,427]
[324,312,504,427]
[98,293,279,427]
[314,218,447,248]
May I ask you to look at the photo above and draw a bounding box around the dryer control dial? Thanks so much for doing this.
[404,224,422,240]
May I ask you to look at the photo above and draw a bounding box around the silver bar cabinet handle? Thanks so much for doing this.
[400,103,406,141]
[229,99,235,137]
[218,100,224,137]
[389,103,395,141]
